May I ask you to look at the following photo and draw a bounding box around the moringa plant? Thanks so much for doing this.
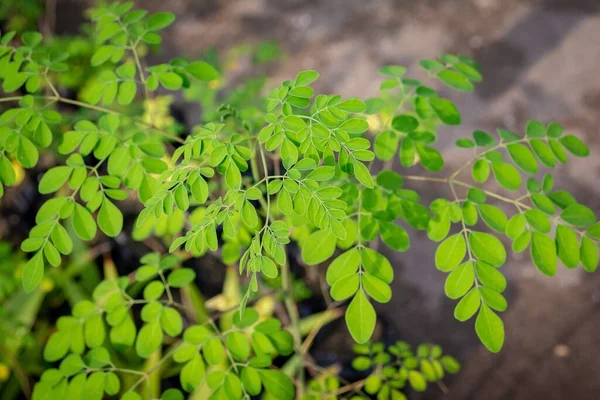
[0,1,598,399]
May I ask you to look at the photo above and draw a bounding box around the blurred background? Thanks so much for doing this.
[2,0,600,399]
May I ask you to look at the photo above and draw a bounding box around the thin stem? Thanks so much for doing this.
[126,342,180,393]
[281,261,304,396]
[54,96,183,143]
[0,96,23,103]
[208,319,250,399]
[258,145,271,225]
[128,43,154,125]
[0,94,184,144]
[401,175,531,210]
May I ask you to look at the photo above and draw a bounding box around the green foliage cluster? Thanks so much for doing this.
[0,1,598,399]
[303,342,459,400]
[36,253,295,400]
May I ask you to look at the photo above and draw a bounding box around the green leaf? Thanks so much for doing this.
[379,65,406,77]
[549,139,568,163]
[525,209,551,233]
[506,214,526,239]
[475,261,507,292]
[122,392,142,400]
[241,367,262,395]
[85,347,111,368]
[98,198,123,237]
[59,354,85,376]
[136,321,163,358]
[440,355,461,374]
[408,371,427,392]
[361,248,393,283]
[353,160,374,188]
[475,303,504,353]
[531,193,556,215]
[43,330,70,362]
[203,337,225,365]
[444,262,474,299]
[472,159,490,183]
[72,204,97,240]
[561,204,596,227]
[91,45,116,66]
[469,231,506,267]
[167,269,196,287]
[258,369,295,400]
[391,114,419,132]
[302,230,336,265]
[473,130,495,147]
[340,118,369,133]
[365,375,382,394]
[430,97,461,125]
[345,289,376,343]
[456,138,475,148]
[399,137,416,166]
[39,166,71,194]
[530,232,557,276]
[492,162,521,191]
[512,231,531,253]
[85,371,105,400]
[416,144,444,172]
[462,201,478,226]
[147,12,176,31]
[51,223,73,255]
[337,98,367,113]
[559,135,589,157]
[548,190,577,210]
[144,281,165,300]
[22,31,43,47]
[23,251,44,293]
[454,288,481,322]
[507,143,538,174]
[580,236,599,273]
[437,70,474,92]
[161,307,183,336]
[376,170,403,190]
[456,62,482,82]
[379,222,409,251]
[480,287,507,312]
[530,139,556,167]
[44,243,61,267]
[477,204,507,233]
[241,200,259,227]
[84,315,105,348]
[226,331,251,361]
[435,233,466,272]
[180,353,205,392]
[105,372,120,395]
[117,81,137,105]
[295,70,319,86]
[555,225,580,268]
[546,121,563,138]
[362,274,392,303]
[326,248,360,285]
[159,72,183,90]
[17,137,39,168]
[526,120,545,137]
[185,61,219,81]
[427,212,450,242]
[0,155,16,186]
[374,130,399,161]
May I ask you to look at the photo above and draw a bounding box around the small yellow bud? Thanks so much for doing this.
[0,363,10,381]
[41,278,55,293]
